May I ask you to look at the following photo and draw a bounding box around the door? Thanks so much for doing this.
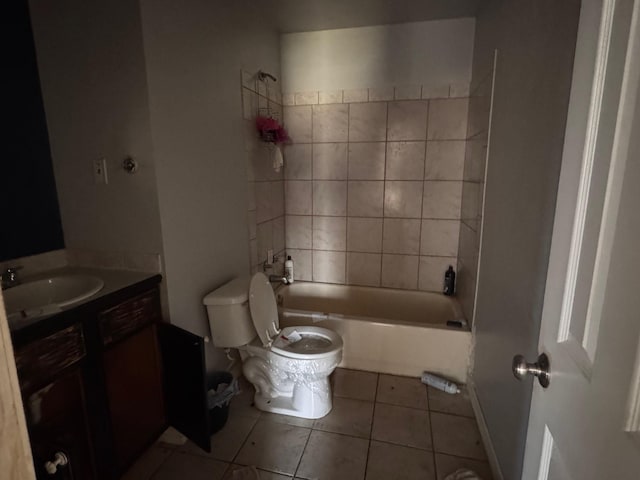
[521,0,640,478]
[158,323,211,453]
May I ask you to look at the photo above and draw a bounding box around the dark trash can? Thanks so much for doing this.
[207,371,234,434]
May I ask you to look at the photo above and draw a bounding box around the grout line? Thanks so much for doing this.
[362,373,380,479]
[292,427,314,479]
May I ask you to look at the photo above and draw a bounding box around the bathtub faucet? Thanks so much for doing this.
[269,274,290,285]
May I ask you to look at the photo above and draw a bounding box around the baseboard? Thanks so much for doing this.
[467,377,504,480]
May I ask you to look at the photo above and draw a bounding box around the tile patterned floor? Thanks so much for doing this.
[123,369,493,480]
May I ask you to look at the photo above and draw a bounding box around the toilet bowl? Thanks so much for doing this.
[203,272,343,419]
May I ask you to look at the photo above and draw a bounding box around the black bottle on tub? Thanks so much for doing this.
[443,265,455,296]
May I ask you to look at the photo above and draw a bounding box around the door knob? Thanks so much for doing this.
[512,352,550,388]
[44,451,69,475]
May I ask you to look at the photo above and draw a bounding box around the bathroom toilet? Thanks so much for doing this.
[203,272,343,419]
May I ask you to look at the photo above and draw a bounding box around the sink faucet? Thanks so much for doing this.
[268,274,290,285]
[1,266,22,290]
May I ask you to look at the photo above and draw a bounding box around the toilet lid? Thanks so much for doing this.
[248,272,280,347]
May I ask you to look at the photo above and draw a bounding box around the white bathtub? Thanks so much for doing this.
[276,282,472,383]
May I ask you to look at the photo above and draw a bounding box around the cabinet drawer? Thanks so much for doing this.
[99,289,160,346]
[15,324,85,391]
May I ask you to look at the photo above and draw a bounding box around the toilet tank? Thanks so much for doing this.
[203,277,256,348]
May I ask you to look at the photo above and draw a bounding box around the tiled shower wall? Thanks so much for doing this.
[241,71,286,274]
[282,85,469,291]
[456,59,496,321]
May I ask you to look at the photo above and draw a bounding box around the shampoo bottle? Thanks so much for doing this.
[284,256,294,283]
[443,265,455,296]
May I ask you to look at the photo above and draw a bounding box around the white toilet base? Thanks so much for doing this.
[252,377,333,419]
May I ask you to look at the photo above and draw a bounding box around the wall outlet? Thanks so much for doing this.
[93,158,108,184]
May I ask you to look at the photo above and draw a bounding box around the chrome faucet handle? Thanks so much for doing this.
[1,265,23,289]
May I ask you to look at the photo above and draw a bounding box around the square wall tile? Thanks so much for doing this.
[247,210,257,240]
[368,441,436,480]
[313,143,348,179]
[282,93,294,106]
[425,141,466,180]
[347,181,384,217]
[420,220,460,257]
[313,104,348,142]
[347,217,383,253]
[235,420,310,475]
[332,368,378,401]
[285,181,312,215]
[449,82,471,98]
[347,252,382,286]
[343,88,369,103]
[428,98,469,140]
[286,249,312,281]
[395,85,422,100]
[283,106,312,143]
[418,256,456,292]
[386,142,426,180]
[255,182,272,223]
[319,90,343,104]
[369,86,394,101]
[381,254,419,290]
[273,216,285,252]
[313,216,347,251]
[382,219,421,255]
[270,181,284,217]
[313,180,347,216]
[422,84,450,99]
[313,250,346,284]
[284,144,312,180]
[371,403,432,450]
[294,91,318,105]
[388,101,429,141]
[422,181,462,219]
[250,239,258,267]
[285,215,312,249]
[348,142,386,180]
[384,181,423,218]
[296,431,368,480]
[349,102,388,141]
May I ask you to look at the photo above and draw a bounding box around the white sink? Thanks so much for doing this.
[4,274,104,326]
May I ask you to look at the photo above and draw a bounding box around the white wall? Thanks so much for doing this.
[29,0,163,258]
[469,1,580,478]
[281,19,475,93]
[139,1,281,349]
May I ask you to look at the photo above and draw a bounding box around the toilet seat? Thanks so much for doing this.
[249,273,342,360]
[271,326,343,360]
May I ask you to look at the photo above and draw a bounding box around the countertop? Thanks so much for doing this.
[7,266,162,345]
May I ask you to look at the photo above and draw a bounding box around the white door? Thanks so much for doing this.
[521,0,640,478]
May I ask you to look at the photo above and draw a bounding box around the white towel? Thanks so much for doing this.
[273,145,284,172]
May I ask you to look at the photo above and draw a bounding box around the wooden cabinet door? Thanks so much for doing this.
[24,370,95,479]
[103,324,166,471]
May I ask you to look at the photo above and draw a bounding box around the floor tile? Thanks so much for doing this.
[332,368,378,402]
[260,411,316,429]
[431,412,486,460]
[296,430,368,480]
[122,444,173,480]
[178,413,258,461]
[371,403,432,450]
[312,397,374,438]
[366,440,436,480]
[235,420,310,475]
[435,453,493,480]
[152,452,228,480]
[376,374,429,410]
[428,386,474,418]
[223,464,292,479]
[234,377,262,419]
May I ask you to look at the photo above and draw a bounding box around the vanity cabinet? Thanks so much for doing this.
[13,279,213,479]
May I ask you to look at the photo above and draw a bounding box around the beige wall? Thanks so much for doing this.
[281,19,475,92]
[139,1,281,346]
[469,1,580,478]
[29,0,163,260]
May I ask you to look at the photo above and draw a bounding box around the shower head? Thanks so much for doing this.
[257,70,277,82]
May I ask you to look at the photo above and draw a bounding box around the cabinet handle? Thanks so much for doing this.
[44,452,69,475]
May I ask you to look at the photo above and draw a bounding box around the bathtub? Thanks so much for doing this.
[276,282,472,383]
